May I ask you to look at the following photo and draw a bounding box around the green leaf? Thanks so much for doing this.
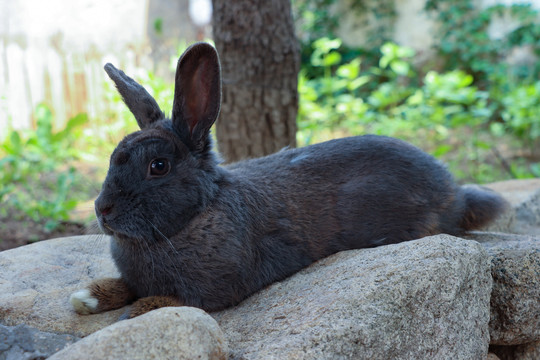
[10,130,22,148]
[313,37,342,53]
[433,144,452,157]
[348,75,371,91]
[336,59,360,79]
[53,113,88,143]
[380,42,397,57]
[390,60,410,76]
[65,113,88,132]
[379,55,390,69]
[5,131,23,156]
[323,51,342,67]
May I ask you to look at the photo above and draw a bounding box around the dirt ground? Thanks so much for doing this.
[0,195,97,251]
[0,217,87,251]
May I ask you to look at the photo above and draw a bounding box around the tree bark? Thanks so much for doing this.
[212,0,299,162]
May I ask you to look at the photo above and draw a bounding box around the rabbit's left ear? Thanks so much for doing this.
[104,63,164,129]
[172,42,222,152]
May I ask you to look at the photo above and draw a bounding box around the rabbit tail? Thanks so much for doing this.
[459,185,508,231]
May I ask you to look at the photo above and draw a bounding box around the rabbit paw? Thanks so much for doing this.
[70,278,136,315]
[70,289,99,315]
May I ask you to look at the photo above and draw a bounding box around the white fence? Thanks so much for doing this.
[0,0,199,136]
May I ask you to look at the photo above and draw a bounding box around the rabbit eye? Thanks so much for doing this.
[149,158,170,177]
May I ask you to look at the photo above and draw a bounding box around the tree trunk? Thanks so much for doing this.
[211,0,299,162]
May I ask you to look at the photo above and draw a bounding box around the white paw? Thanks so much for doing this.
[70,289,99,315]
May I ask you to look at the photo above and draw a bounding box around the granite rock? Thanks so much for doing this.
[490,340,540,360]
[213,235,492,360]
[487,179,540,235]
[0,324,79,360]
[1,234,493,359]
[469,232,540,345]
[49,307,227,360]
[0,235,119,337]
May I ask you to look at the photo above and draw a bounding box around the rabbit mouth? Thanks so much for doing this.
[98,218,149,242]
[103,223,115,234]
[100,223,131,241]
[97,217,115,236]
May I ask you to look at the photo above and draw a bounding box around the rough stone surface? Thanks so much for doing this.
[1,234,493,359]
[0,235,120,337]
[467,232,540,345]
[487,179,540,207]
[517,190,540,235]
[49,307,227,360]
[490,340,540,360]
[212,235,492,360]
[0,324,79,360]
[487,179,540,235]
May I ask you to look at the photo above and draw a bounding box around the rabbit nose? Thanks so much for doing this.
[98,204,114,217]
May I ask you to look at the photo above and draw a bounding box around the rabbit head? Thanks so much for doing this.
[95,43,222,241]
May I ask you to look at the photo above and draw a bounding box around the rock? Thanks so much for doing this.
[468,232,540,345]
[487,179,540,207]
[0,235,120,337]
[212,235,492,360]
[487,179,540,235]
[1,234,492,358]
[490,340,540,360]
[0,324,79,360]
[48,307,227,360]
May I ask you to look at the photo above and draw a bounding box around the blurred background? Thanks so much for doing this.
[1,0,539,248]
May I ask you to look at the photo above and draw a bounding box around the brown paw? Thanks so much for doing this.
[70,278,135,315]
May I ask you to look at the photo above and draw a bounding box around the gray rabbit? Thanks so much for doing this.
[71,42,506,318]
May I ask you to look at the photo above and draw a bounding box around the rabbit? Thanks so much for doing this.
[70,42,507,319]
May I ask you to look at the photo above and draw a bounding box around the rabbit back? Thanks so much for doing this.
[229,135,465,252]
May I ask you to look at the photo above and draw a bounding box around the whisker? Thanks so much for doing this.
[141,216,185,292]
[84,219,101,235]
[136,234,156,295]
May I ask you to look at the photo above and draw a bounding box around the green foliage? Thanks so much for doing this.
[297,40,540,183]
[292,0,396,48]
[423,0,540,171]
[292,0,340,42]
[298,38,371,144]
[293,1,540,182]
[292,0,396,82]
[499,81,540,147]
[379,42,417,77]
[0,48,184,234]
[425,1,540,85]
[0,104,88,231]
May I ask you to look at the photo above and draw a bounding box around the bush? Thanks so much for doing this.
[0,104,89,231]
[297,40,540,183]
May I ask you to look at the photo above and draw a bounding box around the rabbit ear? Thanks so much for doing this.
[172,42,221,153]
[104,63,164,129]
